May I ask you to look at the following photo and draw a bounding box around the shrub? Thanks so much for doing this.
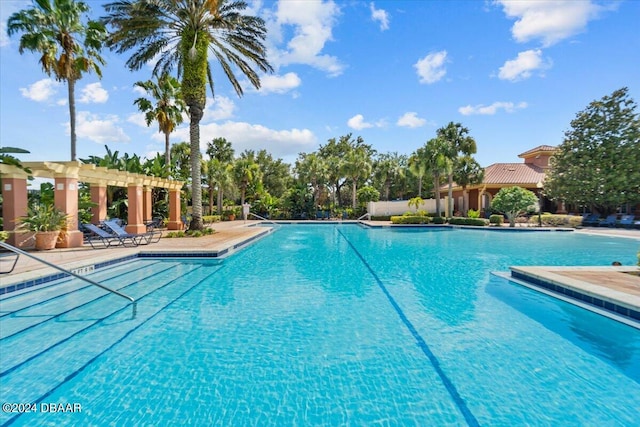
[370,215,391,221]
[489,214,504,225]
[527,214,584,228]
[202,215,221,224]
[467,209,480,219]
[448,217,489,226]
[390,215,431,224]
[432,216,445,224]
[416,210,429,217]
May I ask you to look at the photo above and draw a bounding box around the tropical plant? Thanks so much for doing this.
[342,145,373,209]
[17,203,68,232]
[233,157,261,206]
[408,196,424,212]
[8,0,106,161]
[544,87,640,214]
[423,137,448,217]
[491,186,538,227]
[134,73,186,170]
[453,155,484,215]
[357,186,380,205]
[408,148,428,198]
[374,152,404,201]
[103,0,273,231]
[0,146,32,176]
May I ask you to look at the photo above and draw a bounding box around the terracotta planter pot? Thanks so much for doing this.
[35,231,60,251]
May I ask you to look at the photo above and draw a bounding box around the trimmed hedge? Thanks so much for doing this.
[528,214,583,228]
[432,216,446,224]
[448,217,489,226]
[370,215,392,221]
[203,215,221,224]
[390,215,431,224]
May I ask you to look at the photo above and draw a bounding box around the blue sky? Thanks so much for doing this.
[1,0,638,168]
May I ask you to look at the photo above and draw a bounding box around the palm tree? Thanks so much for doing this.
[233,157,261,206]
[103,0,273,230]
[134,73,186,171]
[8,0,107,161]
[408,147,429,198]
[206,137,235,214]
[342,146,373,209]
[423,138,448,217]
[374,153,404,201]
[295,153,327,208]
[436,122,477,217]
[453,155,484,215]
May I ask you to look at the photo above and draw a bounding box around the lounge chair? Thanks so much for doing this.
[82,223,142,248]
[581,213,601,226]
[600,214,619,227]
[618,215,635,228]
[103,219,162,245]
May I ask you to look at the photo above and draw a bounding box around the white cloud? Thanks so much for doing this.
[0,1,29,48]
[396,112,426,128]
[258,72,302,94]
[458,101,528,116]
[266,0,344,76]
[78,82,109,104]
[171,120,316,159]
[414,50,448,84]
[202,96,236,122]
[370,2,390,31]
[347,114,373,130]
[495,0,606,47]
[71,111,130,143]
[498,49,551,81]
[19,79,61,102]
[127,112,148,128]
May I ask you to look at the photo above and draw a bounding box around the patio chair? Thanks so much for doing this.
[618,215,635,228]
[82,223,142,248]
[581,213,601,227]
[600,214,619,227]
[103,219,162,245]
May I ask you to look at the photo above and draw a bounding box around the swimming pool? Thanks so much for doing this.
[1,224,639,426]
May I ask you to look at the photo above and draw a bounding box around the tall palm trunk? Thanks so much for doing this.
[164,131,171,169]
[217,189,223,215]
[352,182,357,209]
[448,173,454,217]
[434,173,441,216]
[189,107,203,230]
[69,78,77,161]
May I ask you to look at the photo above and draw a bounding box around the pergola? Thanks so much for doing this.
[1,161,184,248]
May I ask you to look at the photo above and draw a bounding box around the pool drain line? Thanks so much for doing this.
[335,228,479,427]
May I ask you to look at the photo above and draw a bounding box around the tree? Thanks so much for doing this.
[104,0,272,230]
[342,145,373,209]
[408,196,424,212]
[544,87,640,215]
[491,186,538,227]
[233,157,261,206]
[436,122,478,217]
[206,138,235,213]
[8,0,106,161]
[408,148,428,198]
[374,152,404,201]
[453,155,484,215]
[295,152,327,207]
[134,73,186,171]
[423,138,448,217]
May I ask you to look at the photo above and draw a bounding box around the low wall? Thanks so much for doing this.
[367,199,446,216]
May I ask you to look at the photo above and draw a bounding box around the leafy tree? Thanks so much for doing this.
[491,186,538,227]
[544,87,640,214]
[423,137,449,217]
[436,122,478,217]
[373,152,404,201]
[295,152,327,207]
[357,186,380,205]
[8,0,106,161]
[233,156,261,206]
[408,148,429,198]
[104,0,272,230]
[134,73,186,171]
[255,150,290,199]
[206,157,233,215]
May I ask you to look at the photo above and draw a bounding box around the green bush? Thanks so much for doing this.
[448,217,489,226]
[527,214,583,228]
[391,215,431,224]
[467,209,480,219]
[432,216,445,224]
[369,215,391,221]
[202,215,221,224]
[489,214,504,225]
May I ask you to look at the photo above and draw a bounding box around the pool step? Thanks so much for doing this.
[0,260,172,337]
[0,263,221,424]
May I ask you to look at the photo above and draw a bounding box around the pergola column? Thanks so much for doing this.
[90,183,108,225]
[126,183,147,234]
[1,176,30,247]
[54,176,84,248]
[143,186,153,224]
[167,189,182,230]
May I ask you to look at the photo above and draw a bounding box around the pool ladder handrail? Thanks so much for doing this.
[357,212,370,221]
[0,241,135,303]
[248,212,281,228]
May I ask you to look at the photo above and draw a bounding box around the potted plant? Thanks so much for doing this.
[17,204,69,250]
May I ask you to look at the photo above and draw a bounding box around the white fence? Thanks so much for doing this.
[367,199,447,216]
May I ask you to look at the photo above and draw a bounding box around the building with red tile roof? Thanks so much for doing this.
[449,145,561,216]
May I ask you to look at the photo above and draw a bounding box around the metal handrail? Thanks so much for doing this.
[0,241,135,303]
[357,212,370,221]
[248,212,281,228]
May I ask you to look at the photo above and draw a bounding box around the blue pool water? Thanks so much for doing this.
[1,225,639,426]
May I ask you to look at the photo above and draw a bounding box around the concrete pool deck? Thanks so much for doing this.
[2,221,639,322]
